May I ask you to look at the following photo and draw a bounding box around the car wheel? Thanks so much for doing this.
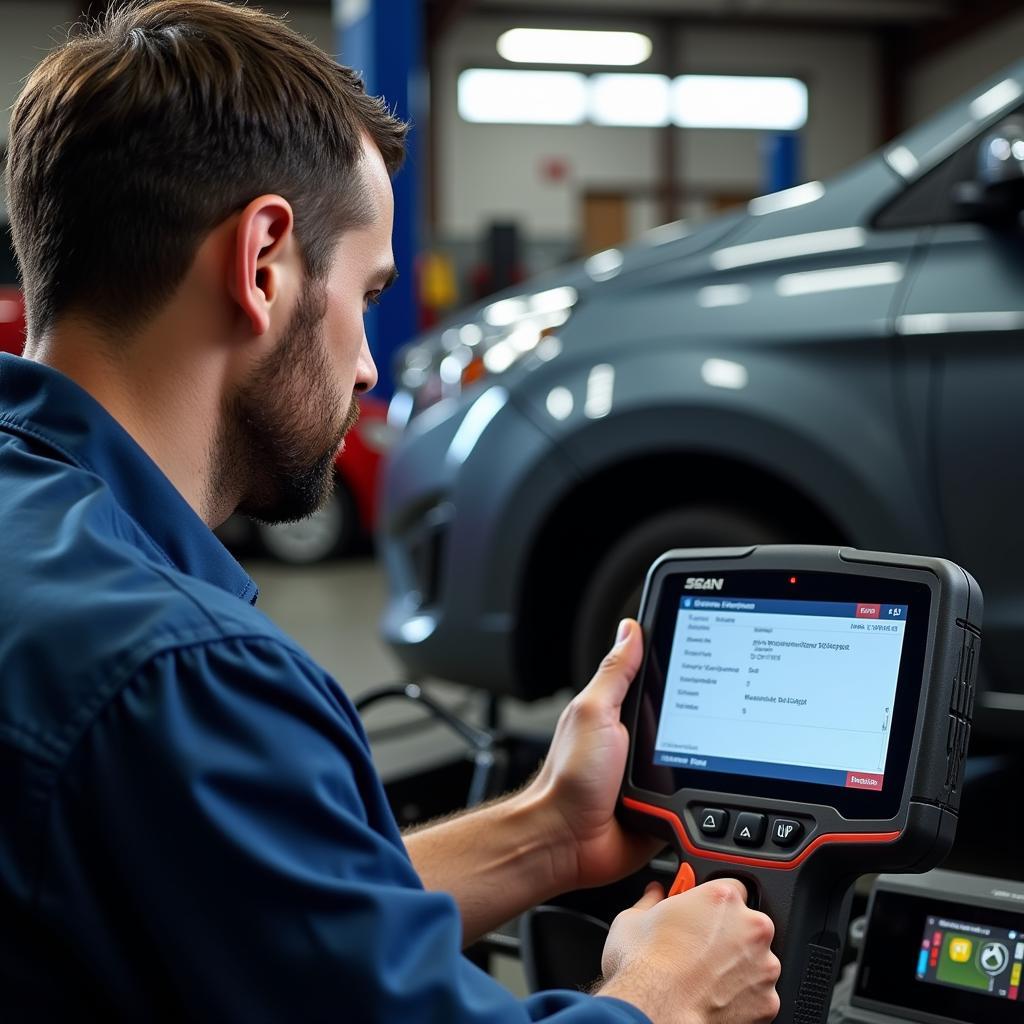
[255,477,357,565]
[570,506,787,688]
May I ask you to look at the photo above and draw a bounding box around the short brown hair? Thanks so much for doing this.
[5,0,407,339]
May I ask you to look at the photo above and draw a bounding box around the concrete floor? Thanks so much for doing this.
[243,555,569,783]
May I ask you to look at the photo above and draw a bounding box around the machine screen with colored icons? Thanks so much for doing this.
[917,914,1023,1002]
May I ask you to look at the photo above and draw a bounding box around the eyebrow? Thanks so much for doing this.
[371,264,399,293]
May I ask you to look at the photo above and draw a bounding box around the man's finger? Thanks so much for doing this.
[632,881,665,911]
[581,618,644,709]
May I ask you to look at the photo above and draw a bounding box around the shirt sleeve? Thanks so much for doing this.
[40,635,650,1024]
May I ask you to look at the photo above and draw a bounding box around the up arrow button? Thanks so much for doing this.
[771,818,804,848]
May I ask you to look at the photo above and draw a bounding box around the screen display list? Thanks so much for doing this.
[917,915,1024,1002]
[653,595,909,790]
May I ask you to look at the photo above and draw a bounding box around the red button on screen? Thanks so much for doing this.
[856,604,881,618]
[846,771,885,791]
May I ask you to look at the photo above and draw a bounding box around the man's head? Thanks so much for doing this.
[5,0,406,523]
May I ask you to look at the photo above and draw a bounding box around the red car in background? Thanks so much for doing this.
[0,288,25,356]
[0,286,390,563]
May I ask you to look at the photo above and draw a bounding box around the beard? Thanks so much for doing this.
[213,278,361,526]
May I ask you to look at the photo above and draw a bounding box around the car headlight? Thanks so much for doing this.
[393,285,577,423]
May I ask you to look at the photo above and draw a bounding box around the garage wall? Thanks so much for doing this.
[676,25,880,199]
[0,2,73,149]
[906,9,1024,125]
[436,15,882,244]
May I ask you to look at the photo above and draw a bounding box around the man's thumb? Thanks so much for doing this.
[632,881,665,912]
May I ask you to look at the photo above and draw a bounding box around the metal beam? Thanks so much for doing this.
[909,0,1021,64]
[426,0,476,46]
[475,4,942,35]
[879,26,912,143]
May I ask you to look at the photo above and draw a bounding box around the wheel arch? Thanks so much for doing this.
[512,448,849,700]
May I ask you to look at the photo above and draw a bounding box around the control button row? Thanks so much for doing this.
[697,807,804,849]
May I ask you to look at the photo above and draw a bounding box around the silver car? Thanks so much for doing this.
[380,62,1024,739]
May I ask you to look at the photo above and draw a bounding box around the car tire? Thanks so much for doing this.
[570,506,787,688]
[255,476,358,565]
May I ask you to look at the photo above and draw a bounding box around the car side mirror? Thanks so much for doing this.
[953,117,1024,225]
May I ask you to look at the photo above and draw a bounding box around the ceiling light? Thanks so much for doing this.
[458,69,587,125]
[589,74,670,126]
[671,75,807,131]
[497,28,652,67]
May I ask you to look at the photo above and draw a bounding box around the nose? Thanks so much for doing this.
[355,332,378,394]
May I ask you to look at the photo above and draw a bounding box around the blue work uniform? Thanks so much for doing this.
[0,353,648,1023]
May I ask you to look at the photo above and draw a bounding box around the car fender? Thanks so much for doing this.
[474,340,943,615]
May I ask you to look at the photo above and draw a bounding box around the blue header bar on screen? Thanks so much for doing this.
[679,596,909,620]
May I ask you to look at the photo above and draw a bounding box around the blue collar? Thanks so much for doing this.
[0,353,258,604]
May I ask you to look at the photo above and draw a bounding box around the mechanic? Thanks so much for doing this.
[0,3,779,1021]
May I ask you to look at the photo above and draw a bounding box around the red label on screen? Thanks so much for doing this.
[846,771,884,790]
[856,604,881,618]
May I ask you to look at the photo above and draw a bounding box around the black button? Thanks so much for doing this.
[770,818,804,847]
[698,808,729,837]
[733,812,767,847]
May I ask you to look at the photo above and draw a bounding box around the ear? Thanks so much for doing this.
[228,195,296,336]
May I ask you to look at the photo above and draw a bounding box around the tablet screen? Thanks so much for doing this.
[652,595,909,792]
[629,569,932,819]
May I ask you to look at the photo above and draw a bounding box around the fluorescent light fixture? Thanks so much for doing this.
[710,227,866,271]
[671,75,807,131]
[885,145,919,179]
[447,387,508,465]
[546,386,574,421]
[697,284,752,308]
[897,311,1024,335]
[585,248,624,282]
[584,364,615,419]
[748,181,824,217]
[775,262,904,298]
[970,78,1024,122]
[589,73,670,126]
[701,358,748,390]
[497,28,652,67]
[458,69,587,125]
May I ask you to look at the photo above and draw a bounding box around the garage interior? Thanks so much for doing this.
[2,0,1024,1020]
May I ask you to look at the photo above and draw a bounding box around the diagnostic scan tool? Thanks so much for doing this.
[618,546,982,1024]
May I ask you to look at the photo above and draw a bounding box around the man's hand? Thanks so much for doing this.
[405,618,662,943]
[598,880,781,1024]
[527,619,664,893]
